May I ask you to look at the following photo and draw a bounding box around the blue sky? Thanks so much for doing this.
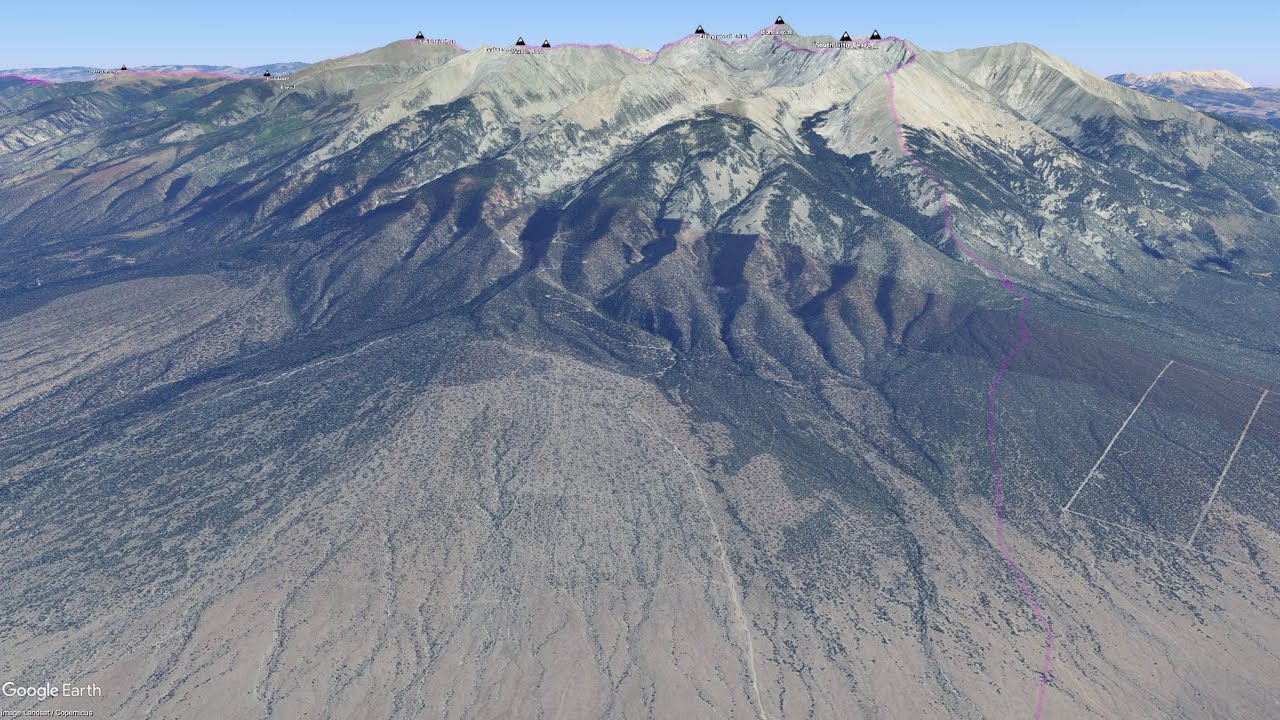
[3,1,1277,85]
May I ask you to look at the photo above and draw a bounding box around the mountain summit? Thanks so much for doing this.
[1108,69,1252,90]
[2,28,1279,719]
[1109,68,1280,129]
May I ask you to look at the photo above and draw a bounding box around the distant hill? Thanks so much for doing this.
[0,62,309,82]
[1108,69,1252,90]
[1109,70,1280,129]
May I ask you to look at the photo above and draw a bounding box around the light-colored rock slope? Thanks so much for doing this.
[1110,70,1252,90]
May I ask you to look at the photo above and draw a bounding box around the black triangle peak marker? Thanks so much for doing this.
[840,31,852,42]
[541,39,551,48]
[415,31,425,40]
[263,70,271,78]
[120,65,128,71]
[775,16,785,25]
[515,37,526,46]
[695,25,705,34]
[869,29,881,39]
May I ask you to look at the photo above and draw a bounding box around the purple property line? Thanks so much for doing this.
[0,74,50,87]
[885,57,1055,720]
[410,26,879,63]
[421,24,1055,719]
[12,25,1054,716]
[122,69,246,81]
[496,26,1055,717]
[4,70,244,84]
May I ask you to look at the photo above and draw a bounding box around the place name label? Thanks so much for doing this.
[813,42,878,49]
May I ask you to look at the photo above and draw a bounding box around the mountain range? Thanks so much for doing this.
[0,63,310,83]
[1108,70,1253,91]
[1109,69,1280,130]
[2,26,1279,719]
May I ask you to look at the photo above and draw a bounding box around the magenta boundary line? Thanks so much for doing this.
[5,69,252,84]
[0,74,50,87]
[885,56,1054,720]
[515,25,1055,718]
[7,25,1055,716]
[118,68,247,81]
[15,28,891,85]
[404,27,906,64]
[406,25,1060,719]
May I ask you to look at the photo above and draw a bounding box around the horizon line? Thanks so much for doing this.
[1,28,1270,89]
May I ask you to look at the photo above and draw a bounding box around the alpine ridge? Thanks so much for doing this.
[2,24,1279,720]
